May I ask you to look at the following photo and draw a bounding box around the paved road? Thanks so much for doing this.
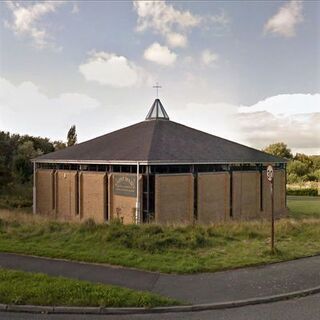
[1,293,320,320]
[1,253,320,304]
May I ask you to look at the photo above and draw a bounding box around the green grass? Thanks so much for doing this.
[0,268,178,307]
[287,196,320,219]
[1,201,320,274]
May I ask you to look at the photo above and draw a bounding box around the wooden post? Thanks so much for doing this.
[267,164,275,253]
[136,162,140,224]
[270,178,275,253]
[33,162,36,214]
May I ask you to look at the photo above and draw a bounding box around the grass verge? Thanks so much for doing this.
[287,196,320,219]
[0,268,178,307]
[1,203,320,274]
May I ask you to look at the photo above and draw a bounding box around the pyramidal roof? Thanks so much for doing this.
[35,99,286,164]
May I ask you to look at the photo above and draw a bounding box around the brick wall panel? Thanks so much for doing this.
[232,172,242,219]
[80,172,106,223]
[155,174,194,225]
[109,173,142,224]
[274,169,287,218]
[262,169,287,219]
[56,170,78,221]
[36,169,55,216]
[197,172,230,224]
[232,171,260,220]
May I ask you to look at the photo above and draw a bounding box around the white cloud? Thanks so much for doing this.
[4,1,65,49]
[237,111,320,152]
[239,94,320,116]
[133,1,230,48]
[201,49,219,66]
[166,32,187,48]
[264,0,303,37]
[0,77,100,140]
[238,93,320,152]
[143,42,177,66]
[71,2,79,14]
[171,102,239,142]
[133,1,199,35]
[173,94,320,154]
[79,51,151,87]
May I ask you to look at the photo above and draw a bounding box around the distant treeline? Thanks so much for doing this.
[0,131,66,188]
[263,142,320,184]
[0,127,77,208]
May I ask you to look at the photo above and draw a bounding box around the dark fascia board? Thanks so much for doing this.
[32,159,287,165]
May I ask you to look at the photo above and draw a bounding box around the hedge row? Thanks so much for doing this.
[287,188,318,196]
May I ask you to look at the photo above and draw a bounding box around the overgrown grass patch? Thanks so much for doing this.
[0,268,178,307]
[1,207,320,273]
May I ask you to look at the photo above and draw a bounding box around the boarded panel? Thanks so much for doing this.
[197,172,230,224]
[274,169,286,217]
[109,173,142,224]
[36,169,55,216]
[80,172,106,223]
[155,174,194,225]
[262,170,272,219]
[232,172,242,219]
[56,170,77,220]
[232,171,260,220]
[262,169,287,219]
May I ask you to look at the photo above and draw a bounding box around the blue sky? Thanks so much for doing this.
[0,1,319,154]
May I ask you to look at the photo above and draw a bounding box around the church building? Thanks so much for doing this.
[33,99,287,224]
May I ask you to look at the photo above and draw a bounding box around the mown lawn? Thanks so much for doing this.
[1,199,320,274]
[287,196,320,219]
[0,268,178,307]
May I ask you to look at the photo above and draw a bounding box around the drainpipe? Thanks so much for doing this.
[136,162,140,224]
[33,162,36,214]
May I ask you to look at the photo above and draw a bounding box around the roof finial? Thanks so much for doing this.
[153,82,162,98]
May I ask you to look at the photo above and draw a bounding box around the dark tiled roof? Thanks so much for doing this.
[35,117,286,164]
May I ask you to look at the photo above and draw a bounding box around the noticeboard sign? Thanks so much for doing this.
[113,174,137,197]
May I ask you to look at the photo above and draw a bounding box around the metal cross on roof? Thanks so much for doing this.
[153,82,162,98]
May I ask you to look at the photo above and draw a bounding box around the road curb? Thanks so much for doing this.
[1,285,320,315]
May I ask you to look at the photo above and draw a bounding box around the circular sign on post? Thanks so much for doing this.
[267,165,274,182]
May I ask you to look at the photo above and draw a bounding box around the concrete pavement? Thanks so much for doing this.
[1,293,320,320]
[1,252,320,304]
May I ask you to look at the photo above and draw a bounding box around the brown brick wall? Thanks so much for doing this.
[232,171,260,220]
[80,172,107,223]
[197,172,230,224]
[109,173,142,224]
[36,169,55,217]
[274,169,287,217]
[155,174,194,225]
[262,169,287,219]
[55,170,78,221]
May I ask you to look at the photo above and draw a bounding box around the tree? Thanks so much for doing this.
[310,156,320,171]
[263,142,292,159]
[53,140,67,151]
[314,169,320,181]
[0,131,19,188]
[287,160,310,177]
[13,141,42,183]
[67,125,77,147]
[294,153,313,167]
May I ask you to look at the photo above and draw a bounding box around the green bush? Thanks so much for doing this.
[287,188,318,196]
[0,182,32,209]
[0,195,32,209]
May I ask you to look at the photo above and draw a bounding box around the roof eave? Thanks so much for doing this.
[32,159,287,165]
